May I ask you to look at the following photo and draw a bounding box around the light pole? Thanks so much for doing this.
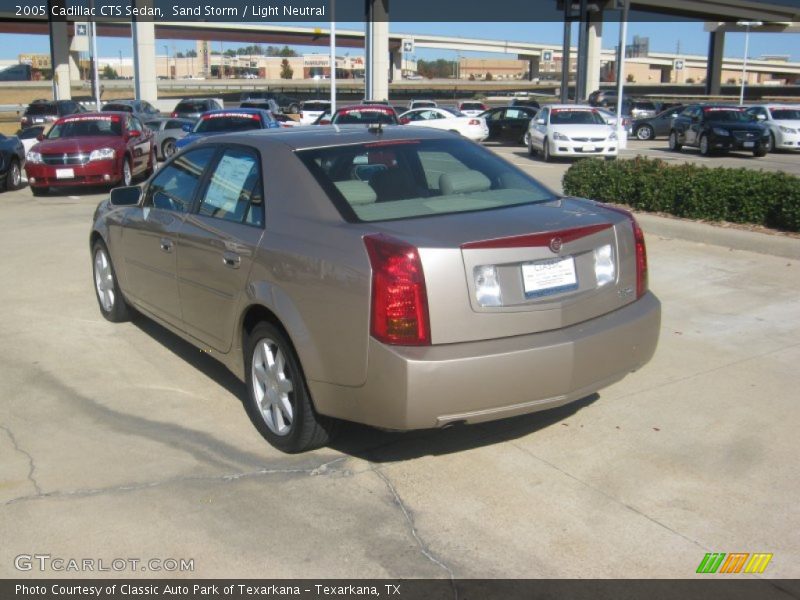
[737,21,762,105]
[163,45,169,79]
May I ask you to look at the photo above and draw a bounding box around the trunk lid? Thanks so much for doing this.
[368,199,639,344]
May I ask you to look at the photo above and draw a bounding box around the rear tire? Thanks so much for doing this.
[121,157,132,187]
[244,322,337,453]
[288,103,299,114]
[635,125,654,140]
[92,240,131,323]
[526,133,536,156]
[31,186,48,197]
[668,130,682,152]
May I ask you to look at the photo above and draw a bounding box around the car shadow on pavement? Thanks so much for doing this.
[130,314,600,462]
[130,314,247,403]
[649,147,763,160]
[329,394,600,463]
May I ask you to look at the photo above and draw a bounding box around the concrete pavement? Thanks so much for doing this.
[1,180,799,580]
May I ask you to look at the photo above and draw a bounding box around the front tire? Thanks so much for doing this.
[4,159,21,190]
[764,132,775,153]
[161,138,176,159]
[699,134,711,156]
[244,322,337,453]
[753,146,767,158]
[121,157,132,187]
[92,240,131,323]
[542,138,552,162]
[668,130,682,152]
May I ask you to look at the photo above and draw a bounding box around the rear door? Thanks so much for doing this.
[120,146,217,325]
[176,145,265,352]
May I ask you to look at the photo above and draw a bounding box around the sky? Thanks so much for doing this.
[1,21,799,63]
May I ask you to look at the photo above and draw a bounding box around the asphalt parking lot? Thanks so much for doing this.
[1,150,799,582]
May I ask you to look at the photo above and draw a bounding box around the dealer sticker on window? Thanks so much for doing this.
[522,256,578,298]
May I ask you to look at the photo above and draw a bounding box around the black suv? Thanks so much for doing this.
[669,104,770,157]
[239,91,300,114]
[20,99,85,129]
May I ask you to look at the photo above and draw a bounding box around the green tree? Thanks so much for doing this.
[280,59,294,79]
[485,72,493,81]
[100,65,118,80]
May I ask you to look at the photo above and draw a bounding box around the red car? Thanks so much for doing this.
[24,112,155,196]
[314,104,399,126]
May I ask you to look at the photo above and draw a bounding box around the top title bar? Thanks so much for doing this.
[1,0,799,22]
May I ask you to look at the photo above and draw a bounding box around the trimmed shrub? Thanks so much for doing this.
[562,157,800,232]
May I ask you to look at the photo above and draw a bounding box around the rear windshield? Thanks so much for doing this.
[175,101,208,112]
[460,102,485,110]
[412,101,437,108]
[194,114,262,133]
[771,108,800,120]
[550,109,606,125]
[303,102,330,112]
[25,103,57,116]
[102,104,133,112]
[703,108,749,122]
[47,116,123,138]
[332,109,398,125]
[631,102,656,110]
[297,138,554,223]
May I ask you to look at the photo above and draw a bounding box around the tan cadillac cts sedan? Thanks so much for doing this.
[90,126,660,453]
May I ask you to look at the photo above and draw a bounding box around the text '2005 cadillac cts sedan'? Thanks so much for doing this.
[90,126,660,453]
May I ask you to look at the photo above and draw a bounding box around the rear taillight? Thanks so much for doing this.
[363,234,430,346]
[21,116,29,124]
[170,111,178,118]
[469,119,480,125]
[632,216,648,298]
[603,205,648,299]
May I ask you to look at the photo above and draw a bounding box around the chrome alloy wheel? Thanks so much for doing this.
[251,338,294,436]
[10,162,21,188]
[122,159,132,186]
[93,247,115,312]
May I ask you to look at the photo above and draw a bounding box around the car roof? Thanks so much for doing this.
[337,104,395,112]
[546,104,597,110]
[188,123,455,151]
[202,108,269,116]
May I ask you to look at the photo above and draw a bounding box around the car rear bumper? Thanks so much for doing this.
[309,292,661,430]
[25,160,122,188]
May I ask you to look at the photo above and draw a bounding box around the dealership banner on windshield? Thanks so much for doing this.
[4,580,800,600]
[3,0,799,22]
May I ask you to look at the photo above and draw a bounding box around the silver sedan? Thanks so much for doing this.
[143,117,194,160]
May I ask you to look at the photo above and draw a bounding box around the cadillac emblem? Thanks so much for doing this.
[549,237,563,253]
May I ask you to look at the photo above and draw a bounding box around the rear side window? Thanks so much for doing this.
[146,146,217,213]
[303,102,329,112]
[166,119,187,130]
[297,138,554,223]
[197,148,264,227]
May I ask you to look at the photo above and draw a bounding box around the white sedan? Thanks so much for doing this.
[527,104,618,161]
[398,107,489,142]
[745,104,800,152]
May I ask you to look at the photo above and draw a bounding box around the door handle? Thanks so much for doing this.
[159,238,173,253]
[222,251,241,269]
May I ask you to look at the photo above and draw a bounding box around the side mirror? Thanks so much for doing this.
[128,129,141,138]
[756,113,766,121]
[36,134,44,141]
[109,185,142,207]
[535,118,545,125]
[399,117,410,125]
[181,123,193,133]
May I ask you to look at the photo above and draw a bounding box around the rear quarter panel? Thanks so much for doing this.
[245,146,372,387]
